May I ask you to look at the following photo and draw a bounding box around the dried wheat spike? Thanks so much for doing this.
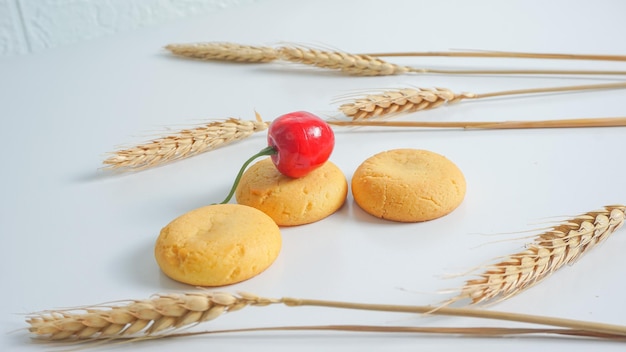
[165,43,279,62]
[339,82,626,120]
[444,205,626,307]
[26,290,626,343]
[103,117,269,171]
[277,46,411,76]
[339,88,478,119]
[27,292,276,341]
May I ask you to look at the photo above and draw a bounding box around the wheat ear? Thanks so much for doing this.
[164,42,626,76]
[27,292,276,340]
[338,81,626,119]
[165,42,279,62]
[103,115,269,171]
[276,46,411,76]
[339,87,476,119]
[27,291,626,343]
[163,42,410,75]
[439,205,626,308]
[106,115,626,172]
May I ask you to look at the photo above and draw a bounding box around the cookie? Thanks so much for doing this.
[351,149,466,222]
[154,203,281,286]
[235,158,348,226]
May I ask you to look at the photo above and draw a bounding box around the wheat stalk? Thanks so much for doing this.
[105,115,626,172]
[165,42,626,63]
[103,115,269,171]
[102,80,626,171]
[159,324,626,341]
[362,49,626,62]
[26,291,626,344]
[328,117,626,129]
[439,205,626,307]
[50,325,626,344]
[164,42,626,76]
[338,81,626,119]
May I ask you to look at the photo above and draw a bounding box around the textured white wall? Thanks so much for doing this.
[0,0,259,56]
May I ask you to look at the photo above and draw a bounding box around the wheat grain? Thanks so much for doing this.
[165,43,279,62]
[276,46,411,76]
[338,81,626,119]
[441,205,626,307]
[103,117,269,171]
[339,88,477,119]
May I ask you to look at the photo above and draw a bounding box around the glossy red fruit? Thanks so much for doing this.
[267,111,335,178]
[218,111,334,204]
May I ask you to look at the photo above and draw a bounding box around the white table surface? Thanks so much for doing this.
[2,0,626,350]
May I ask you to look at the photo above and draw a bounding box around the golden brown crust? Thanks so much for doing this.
[154,204,281,286]
[235,158,348,226]
[351,149,466,222]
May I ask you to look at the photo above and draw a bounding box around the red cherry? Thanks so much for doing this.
[267,111,335,178]
[217,111,335,204]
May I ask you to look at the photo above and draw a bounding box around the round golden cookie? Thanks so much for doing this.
[352,149,466,222]
[154,203,281,286]
[235,158,348,226]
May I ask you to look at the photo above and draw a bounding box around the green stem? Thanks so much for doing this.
[218,146,277,204]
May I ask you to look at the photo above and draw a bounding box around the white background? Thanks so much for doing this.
[1,0,626,351]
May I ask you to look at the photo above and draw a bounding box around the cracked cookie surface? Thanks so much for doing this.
[351,149,466,222]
